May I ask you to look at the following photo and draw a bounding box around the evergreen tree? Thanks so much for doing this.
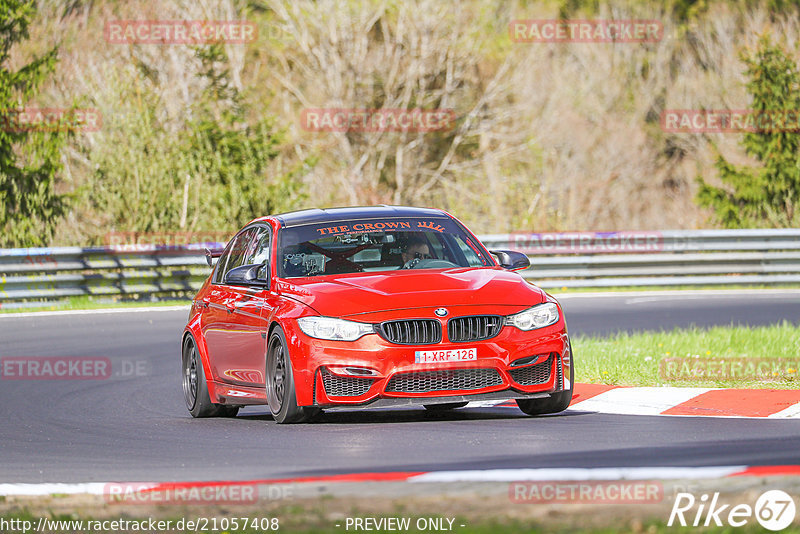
[0,0,66,247]
[697,36,800,227]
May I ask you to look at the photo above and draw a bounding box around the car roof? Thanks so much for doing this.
[273,205,449,228]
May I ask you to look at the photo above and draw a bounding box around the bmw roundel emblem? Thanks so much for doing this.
[434,308,449,317]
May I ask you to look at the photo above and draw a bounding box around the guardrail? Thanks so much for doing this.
[482,229,800,288]
[0,229,799,304]
[0,245,214,301]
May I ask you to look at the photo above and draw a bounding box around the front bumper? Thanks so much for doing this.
[286,318,571,407]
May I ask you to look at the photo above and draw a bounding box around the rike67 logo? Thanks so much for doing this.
[669,490,796,531]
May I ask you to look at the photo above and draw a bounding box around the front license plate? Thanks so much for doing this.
[415,347,477,364]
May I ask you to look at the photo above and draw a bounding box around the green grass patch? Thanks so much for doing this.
[574,322,800,389]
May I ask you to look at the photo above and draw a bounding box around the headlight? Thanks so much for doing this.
[506,303,559,331]
[296,316,374,341]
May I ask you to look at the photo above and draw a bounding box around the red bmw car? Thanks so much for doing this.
[182,206,573,423]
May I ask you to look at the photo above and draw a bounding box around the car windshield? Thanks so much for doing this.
[278,217,493,277]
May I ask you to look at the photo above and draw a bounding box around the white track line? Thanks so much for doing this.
[0,306,189,319]
[0,483,123,496]
[555,289,800,299]
[409,466,746,482]
[768,402,800,419]
[466,400,510,408]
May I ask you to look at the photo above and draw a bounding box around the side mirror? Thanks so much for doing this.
[205,247,224,267]
[224,263,269,287]
[489,249,530,271]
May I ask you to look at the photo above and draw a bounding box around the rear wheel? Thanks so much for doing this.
[266,326,312,424]
[423,402,469,411]
[516,345,574,416]
[182,336,240,418]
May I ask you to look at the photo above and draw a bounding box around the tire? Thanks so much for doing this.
[266,326,311,424]
[516,344,575,416]
[182,335,240,418]
[423,402,469,411]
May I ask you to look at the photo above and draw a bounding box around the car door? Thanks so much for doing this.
[207,226,274,388]
[203,227,257,385]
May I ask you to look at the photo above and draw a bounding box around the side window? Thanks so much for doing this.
[217,229,255,284]
[212,242,234,284]
[245,227,270,266]
[228,228,256,272]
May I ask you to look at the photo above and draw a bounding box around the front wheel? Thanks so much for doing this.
[266,326,312,424]
[516,345,574,416]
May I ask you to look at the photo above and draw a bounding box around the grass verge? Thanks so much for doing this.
[574,322,800,389]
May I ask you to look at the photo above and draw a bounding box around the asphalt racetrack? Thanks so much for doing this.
[1,290,799,483]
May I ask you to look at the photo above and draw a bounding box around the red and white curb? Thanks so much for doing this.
[477,383,800,418]
[2,465,800,497]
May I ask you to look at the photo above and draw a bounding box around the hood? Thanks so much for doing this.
[275,267,545,318]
